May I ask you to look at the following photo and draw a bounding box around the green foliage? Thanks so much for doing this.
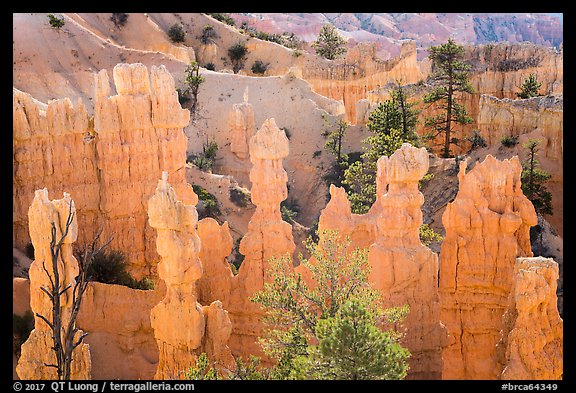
[184,61,205,115]
[516,73,543,99]
[521,139,553,217]
[47,14,65,30]
[228,41,248,73]
[312,24,347,60]
[192,184,221,219]
[419,224,444,247]
[229,186,251,207]
[424,38,474,158]
[13,311,34,356]
[185,353,220,380]
[280,199,300,223]
[80,249,154,290]
[239,22,304,50]
[167,23,186,43]
[500,135,519,147]
[313,150,322,158]
[190,138,219,172]
[322,116,349,187]
[110,13,129,28]
[207,13,236,26]
[204,62,215,71]
[251,230,410,380]
[465,130,487,152]
[251,60,269,75]
[298,299,410,380]
[199,25,218,45]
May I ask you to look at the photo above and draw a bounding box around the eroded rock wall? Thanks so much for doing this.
[497,257,563,380]
[13,63,194,280]
[439,155,537,379]
[227,118,296,362]
[367,144,448,379]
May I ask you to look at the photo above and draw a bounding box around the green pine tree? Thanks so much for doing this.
[251,230,410,380]
[521,139,553,217]
[312,24,347,60]
[516,74,543,99]
[423,38,474,158]
[297,299,410,380]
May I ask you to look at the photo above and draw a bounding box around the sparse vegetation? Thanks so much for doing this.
[228,41,248,74]
[184,61,205,115]
[79,248,154,290]
[229,186,251,207]
[110,13,129,28]
[251,60,269,75]
[192,184,221,219]
[419,224,444,247]
[280,199,300,223]
[500,135,519,147]
[465,130,487,152]
[207,13,236,27]
[204,62,215,71]
[199,25,218,45]
[189,138,219,172]
[48,14,65,30]
[167,23,186,43]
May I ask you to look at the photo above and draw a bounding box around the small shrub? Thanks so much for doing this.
[280,199,300,223]
[251,60,268,75]
[177,87,191,106]
[168,23,186,43]
[193,184,221,219]
[207,13,236,26]
[48,14,65,30]
[200,25,218,45]
[229,186,251,207]
[465,130,486,152]
[419,224,443,247]
[501,135,519,147]
[228,42,248,73]
[110,13,129,28]
[313,150,322,158]
[418,172,435,190]
[205,62,215,71]
[78,249,154,290]
[190,139,219,172]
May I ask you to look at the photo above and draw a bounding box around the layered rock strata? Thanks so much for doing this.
[366,143,448,379]
[17,189,91,380]
[227,118,296,361]
[14,63,194,280]
[148,172,235,378]
[439,155,538,379]
[497,257,563,380]
[147,172,204,379]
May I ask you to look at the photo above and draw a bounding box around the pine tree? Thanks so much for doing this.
[251,230,410,380]
[423,38,474,158]
[301,299,410,380]
[312,24,347,60]
[342,85,418,214]
[521,139,553,256]
[521,139,553,217]
[322,116,349,186]
[516,74,543,99]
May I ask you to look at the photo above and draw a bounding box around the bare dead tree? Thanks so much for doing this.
[36,200,112,380]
